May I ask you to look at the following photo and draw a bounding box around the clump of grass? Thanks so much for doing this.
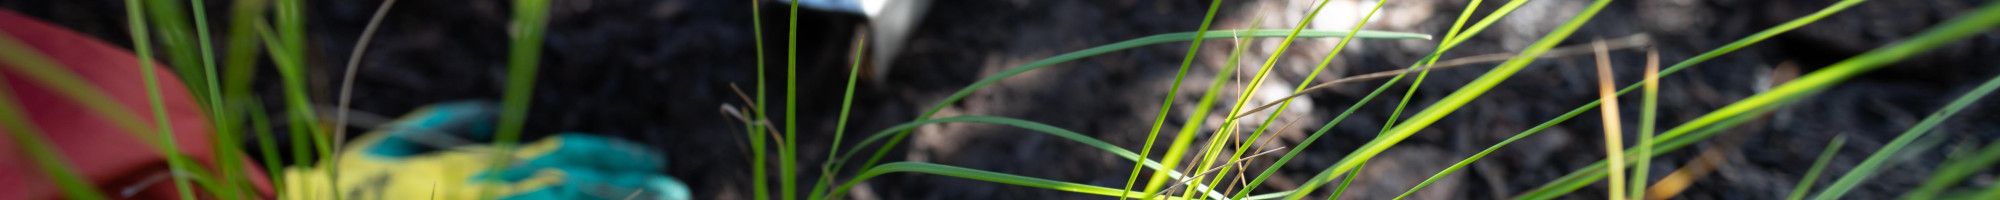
[1631,46,1659,200]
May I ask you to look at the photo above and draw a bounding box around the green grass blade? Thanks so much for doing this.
[783,1,802,199]
[805,33,868,200]
[1903,136,2000,200]
[267,0,336,196]
[259,20,316,198]
[485,0,553,199]
[1521,2,2000,198]
[747,0,771,199]
[1629,48,1659,200]
[1287,1,1616,199]
[1787,135,1848,200]
[1121,0,1227,198]
[1325,166,1362,200]
[1409,0,1867,198]
[246,96,285,196]
[0,44,110,200]
[1813,63,2000,200]
[179,0,254,197]
[219,0,263,113]
[126,0,201,198]
[827,116,1231,199]
[140,0,212,105]
[1591,40,1630,200]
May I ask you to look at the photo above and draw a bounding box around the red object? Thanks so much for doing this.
[0,9,273,199]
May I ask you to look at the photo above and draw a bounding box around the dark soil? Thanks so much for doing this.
[5,0,2000,199]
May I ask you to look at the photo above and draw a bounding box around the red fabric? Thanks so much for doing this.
[0,9,273,199]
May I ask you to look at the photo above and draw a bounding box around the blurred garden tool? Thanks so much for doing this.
[787,0,930,81]
[0,8,274,199]
[281,101,691,200]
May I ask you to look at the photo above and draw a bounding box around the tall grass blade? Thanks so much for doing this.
[218,0,270,196]
[265,0,337,196]
[140,0,212,105]
[246,96,286,196]
[783,1,802,199]
[1630,47,1660,200]
[173,0,256,196]
[804,32,867,200]
[125,0,201,198]
[1591,39,1629,200]
[1786,135,1847,200]
[746,0,772,199]
[219,0,264,117]
[485,0,553,199]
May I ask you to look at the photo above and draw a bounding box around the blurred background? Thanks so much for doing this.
[3,0,1999,199]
